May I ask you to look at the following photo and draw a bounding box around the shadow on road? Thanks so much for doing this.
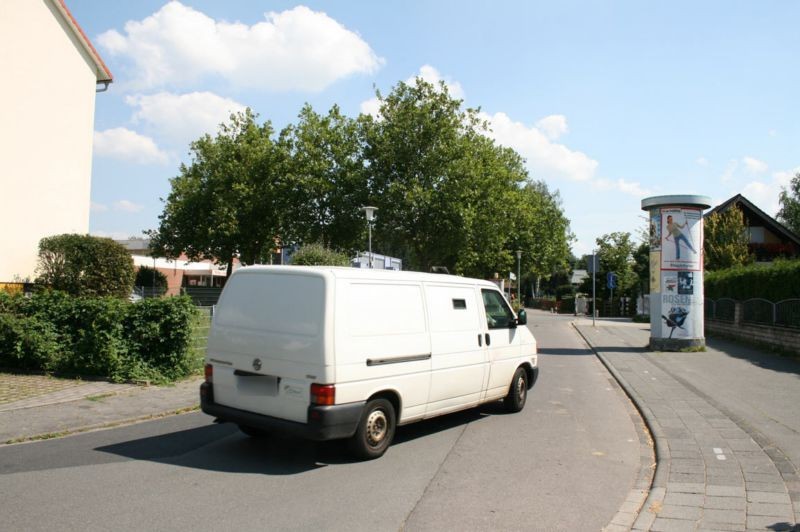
[96,402,503,473]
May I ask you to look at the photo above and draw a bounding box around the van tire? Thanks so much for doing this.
[238,424,269,438]
[503,367,528,413]
[349,398,396,460]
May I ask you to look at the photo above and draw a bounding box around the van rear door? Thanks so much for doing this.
[206,269,332,423]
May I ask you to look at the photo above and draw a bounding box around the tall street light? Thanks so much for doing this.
[361,206,377,269]
[515,250,522,305]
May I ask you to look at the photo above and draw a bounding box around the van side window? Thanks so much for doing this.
[481,289,515,329]
[452,299,466,309]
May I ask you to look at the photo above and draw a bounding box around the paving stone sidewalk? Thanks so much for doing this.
[0,374,203,444]
[574,319,799,532]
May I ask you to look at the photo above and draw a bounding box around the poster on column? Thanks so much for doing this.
[661,207,702,271]
[660,272,701,339]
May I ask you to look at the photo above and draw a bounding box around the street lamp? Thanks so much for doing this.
[361,206,378,269]
[515,250,522,305]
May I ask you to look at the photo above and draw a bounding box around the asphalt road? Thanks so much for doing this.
[0,311,642,531]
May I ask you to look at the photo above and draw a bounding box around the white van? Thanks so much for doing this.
[200,266,538,459]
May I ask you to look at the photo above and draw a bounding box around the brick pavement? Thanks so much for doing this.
[0,372,136,412]
[574,319,799,532]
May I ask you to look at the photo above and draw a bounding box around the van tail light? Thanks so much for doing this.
[204,364,213,383]
[310,384,335,406]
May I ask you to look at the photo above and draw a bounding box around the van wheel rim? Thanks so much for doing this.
[517,377,526,402]
[366,410,388,447]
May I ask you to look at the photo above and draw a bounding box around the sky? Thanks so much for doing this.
[70,0,800,258]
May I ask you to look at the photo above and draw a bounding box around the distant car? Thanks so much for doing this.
[128,291,143,303]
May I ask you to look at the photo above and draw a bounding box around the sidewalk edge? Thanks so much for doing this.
[2,404,200,445]
[572,322,665,531]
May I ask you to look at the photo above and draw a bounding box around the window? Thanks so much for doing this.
[452,299,466,309]
[481,289,515,329]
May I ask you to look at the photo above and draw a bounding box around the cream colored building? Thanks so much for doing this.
[0,0,112,281]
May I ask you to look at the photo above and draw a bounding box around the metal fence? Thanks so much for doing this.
[705,297,800,329]
[189,306,214,362]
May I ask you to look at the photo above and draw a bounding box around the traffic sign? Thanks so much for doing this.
[607,272,617,289]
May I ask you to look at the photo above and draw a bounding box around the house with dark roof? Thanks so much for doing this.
[706,194,800,261]
[1,0,112,281]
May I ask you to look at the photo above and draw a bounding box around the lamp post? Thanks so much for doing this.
[515,250,522,305]
[361,206,377,269]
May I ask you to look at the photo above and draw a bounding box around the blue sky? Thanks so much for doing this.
[70,0,800,257]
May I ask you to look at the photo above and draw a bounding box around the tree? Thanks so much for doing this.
[279,105,368,251]
[589,232,637,299]
[704,205,752,270]
[35,234,135,298]
[290,243,351,266]
[149,109,286,276]
[777,172,800,235]
[134,266,167,290]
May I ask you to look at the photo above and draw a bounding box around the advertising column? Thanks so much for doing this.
[642,195,711,350]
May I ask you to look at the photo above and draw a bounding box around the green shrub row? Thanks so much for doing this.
[704,259,800,301]
[0,291,201,384]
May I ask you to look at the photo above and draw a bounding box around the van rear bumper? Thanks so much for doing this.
[200,382,364,441]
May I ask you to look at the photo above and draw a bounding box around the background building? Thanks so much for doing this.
[0,0,112,281]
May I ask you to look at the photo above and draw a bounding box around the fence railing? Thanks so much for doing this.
[705,297,800,329]
[189,305,214,362]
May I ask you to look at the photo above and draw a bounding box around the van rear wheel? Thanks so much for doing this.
[238,424,269,438]
[349,398,396,460]
[503,367,528,413]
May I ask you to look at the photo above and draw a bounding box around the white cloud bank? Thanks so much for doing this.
[126,91,247,146]
[98,2,383,91]
[94,128,168,164]
[113,200,144,213]
[743,156,768,174]
[741,166,800,216]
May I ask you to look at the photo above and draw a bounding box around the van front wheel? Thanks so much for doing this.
[349,398,396,460]
[503,368,528,413]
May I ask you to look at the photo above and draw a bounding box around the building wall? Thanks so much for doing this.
[0,0,99,280]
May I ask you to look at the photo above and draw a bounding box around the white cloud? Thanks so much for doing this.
[482,111,598,183]
[594,178,653,198]
[535,115,568,140]
[91,202,109,213]
[720,159,738,183]
[360,97,381,117]
[743,156,768,174]
[741,165,800,216]
[98,2,383,91]
[94,128,168,164]
[126,91,247,146]
[696,157,709,167]
[412,65,465,99]
[113,200,144,213]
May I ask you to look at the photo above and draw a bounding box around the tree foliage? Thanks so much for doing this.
[777,172,800,235]
[35,234,135,298]
[290,243,351,266]
[585,232,638,298]
[134,266,167,289]
[704,206,753,270]
[149,109,284,275]
[150,79,574,280]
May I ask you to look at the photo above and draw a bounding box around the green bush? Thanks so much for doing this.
[705,259,800,301]
[291,243,351,266]
[0,292,199,383]
[35,234,135,298]
[0,314,61,370]
[554,284,575,301]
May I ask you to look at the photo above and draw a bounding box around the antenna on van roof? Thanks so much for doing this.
[430,266,450,274]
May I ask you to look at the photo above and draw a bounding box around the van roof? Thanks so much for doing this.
[233,265,499,288]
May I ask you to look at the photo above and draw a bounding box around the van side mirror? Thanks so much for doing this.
[516,309,527,326]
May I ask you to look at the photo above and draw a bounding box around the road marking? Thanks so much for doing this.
[713,447,723,454]
[717,455,726,460]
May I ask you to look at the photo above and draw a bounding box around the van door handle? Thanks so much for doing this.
[485,333,491,346]
[478,334,482,347]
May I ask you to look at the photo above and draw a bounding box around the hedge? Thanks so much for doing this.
[704,259,800,301]
[0,291,201,384]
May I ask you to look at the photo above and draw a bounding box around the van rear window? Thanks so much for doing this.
[215,273,324,337]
